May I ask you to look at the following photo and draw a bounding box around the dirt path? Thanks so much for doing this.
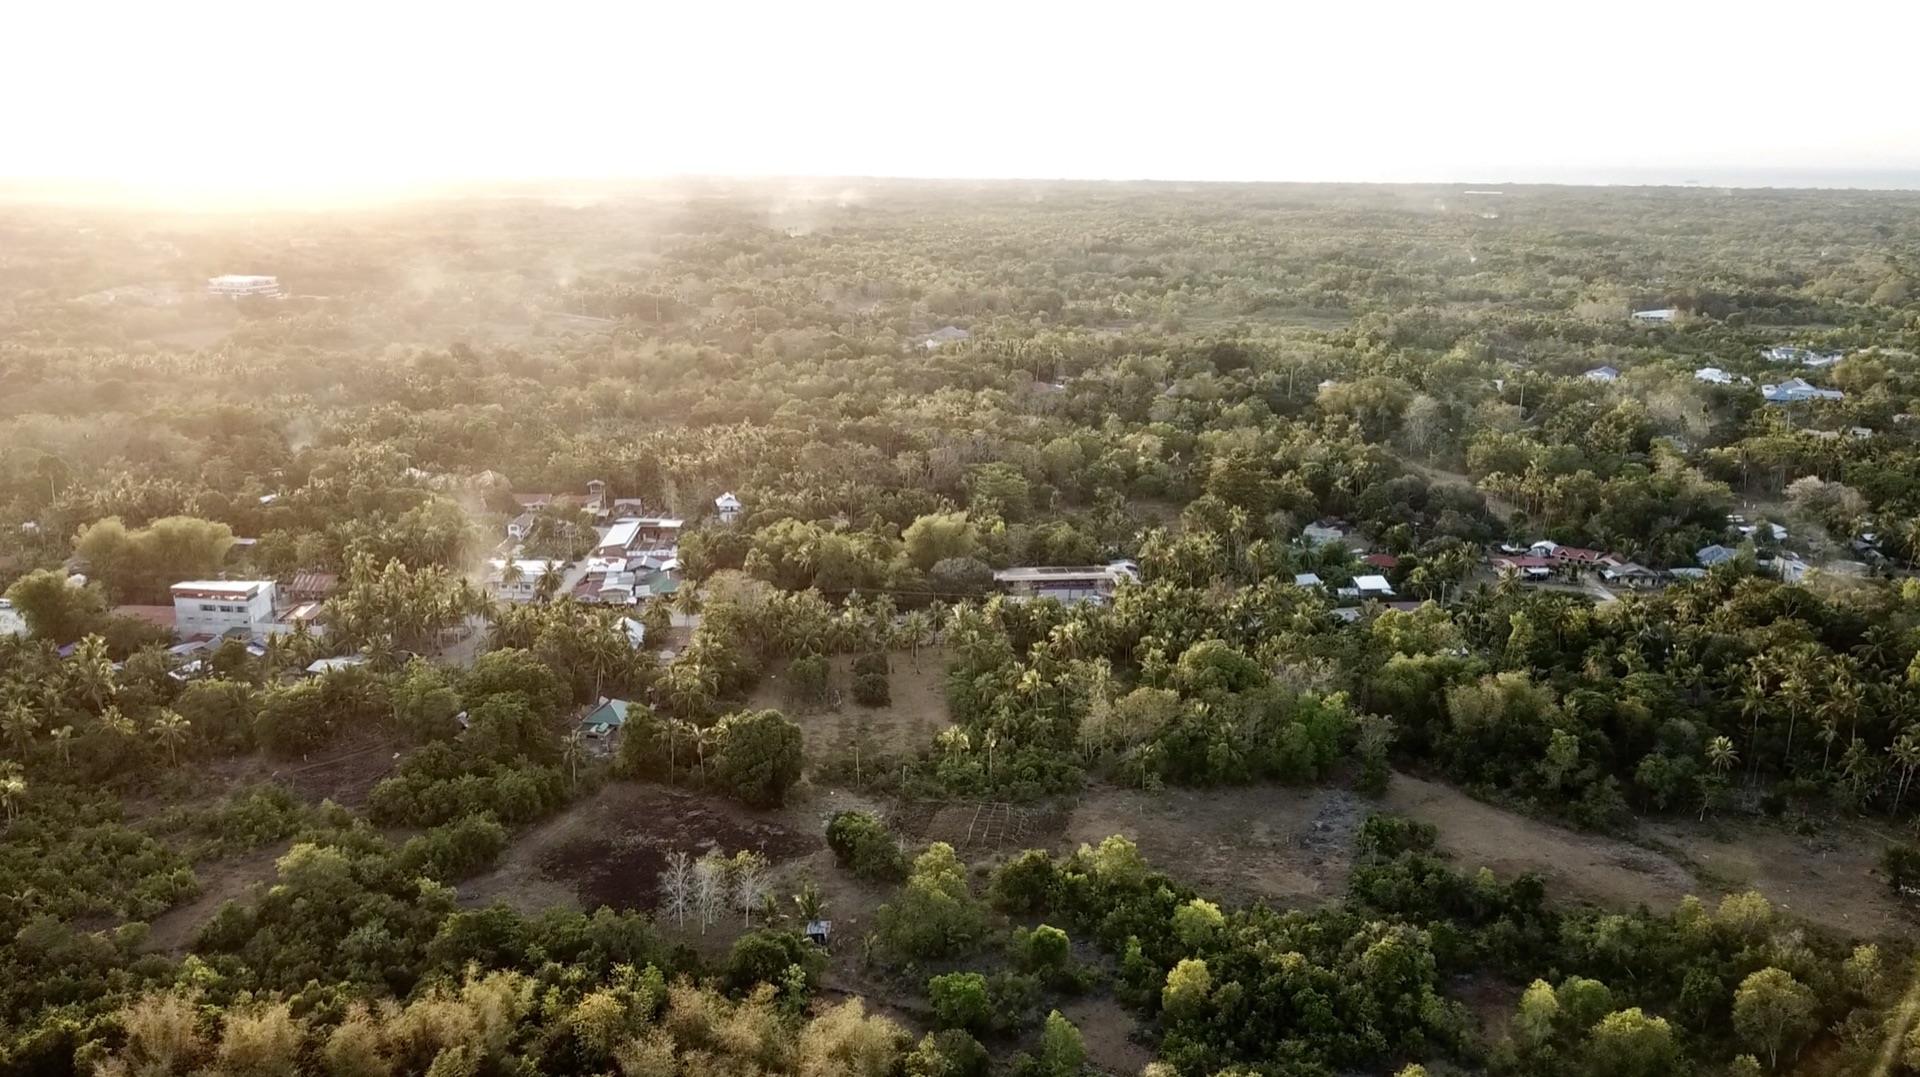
[1383,774,1699,911]
[144,842,290,953]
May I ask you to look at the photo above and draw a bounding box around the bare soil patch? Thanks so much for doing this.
[144,841,289,954]
[1064,783,1365,907]
[461,783,820,916]
[1642,814,1913,938]
[1383,774,1699,911]
[1059,997,1153,1075]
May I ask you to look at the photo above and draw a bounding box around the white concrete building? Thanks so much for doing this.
[715,492,742,524]
[172,580,277,638]
[207,275,280,297]
[1630,308,1678,324]
[486,559,567,603]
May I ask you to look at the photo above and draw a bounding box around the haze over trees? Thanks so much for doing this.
[0,180,1919,1075]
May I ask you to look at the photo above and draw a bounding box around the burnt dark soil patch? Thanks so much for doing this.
[536,786,819,911]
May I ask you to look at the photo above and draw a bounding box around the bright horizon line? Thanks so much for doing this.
[7,166,1920,212]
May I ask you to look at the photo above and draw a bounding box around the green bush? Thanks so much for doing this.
[785,653,833,710]
[851,672,891,707]
[852,652,890,679]
[906,1030,990,1077]
[825,811,908,881]
[398,814,508,880]
[725,929,825,997]
[928,971,992,1031]
[1881,843,1920,893]
[990,850,1058,913]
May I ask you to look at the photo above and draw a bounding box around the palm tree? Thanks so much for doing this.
[536,561,566,604]
[1706,735,1739,776]
[67,635,117,712]
[1889,730,1920,817]
[50,725,73,765]
[499,560,526,599]
[0,765,24,827]
[150,710,191,767]
[561,731,584,790]
[2,703,40,756]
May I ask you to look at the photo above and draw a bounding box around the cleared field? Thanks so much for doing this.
[1064,783,1364,907]
[1643,814,1909,938]
[748,649,952,764]
[1383,773,1701,911]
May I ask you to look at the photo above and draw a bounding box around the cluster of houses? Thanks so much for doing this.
[1587,362,1846,406]
[493,483,746,606]
[1764,345,1846,368]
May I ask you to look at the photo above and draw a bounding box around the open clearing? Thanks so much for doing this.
[1065,783,1365,907]
[1065,772,1912,939]
[1382,774,1701,911]
[1643,814,1910,937]
[748,649,951,765]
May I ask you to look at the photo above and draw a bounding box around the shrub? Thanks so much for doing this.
[928,972,992,1031]
[825,811,908,882]
[785,654,833,710]
[726,929,825,996]
[398,814,508,880]
[906,1030,990,1077]
[851,673,891,707]
[990,850,1058,913]
[852,653,890,679]
[1881,843,1920,893]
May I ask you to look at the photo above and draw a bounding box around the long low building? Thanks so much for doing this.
[992,561,1140,604]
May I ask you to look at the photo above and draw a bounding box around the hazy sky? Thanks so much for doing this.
[7,0,1918,192]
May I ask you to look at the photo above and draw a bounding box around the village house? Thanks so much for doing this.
[1338,574,1395,600]
[715,492,743,524]
[1761,378,1844,404]
[1584,366,1621,382]
[1630,308,1677,324]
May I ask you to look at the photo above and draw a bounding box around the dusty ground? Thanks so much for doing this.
[1383,773,1700,911]
[144,841,290,953]
[1059,997,1153,1075]
[1642,813,1911,938]
[748,649,952,766]
[1064,783,1365,907]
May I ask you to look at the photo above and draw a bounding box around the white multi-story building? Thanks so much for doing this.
[171,580,277,638]
[207,275,281,297]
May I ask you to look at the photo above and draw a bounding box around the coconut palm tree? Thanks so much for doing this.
[561,730,584,790]
[535,561,566,604]
[2,703,40,757]
[150,710,191,767]
[1706,735,1739,777]
[499,560,526,598]
[1888,730,1920,817]
[49,725,73,765]
[66,635,117,713]
[0,766,24,826]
